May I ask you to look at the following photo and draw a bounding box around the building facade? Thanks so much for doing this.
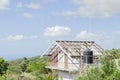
[43,40,104,80]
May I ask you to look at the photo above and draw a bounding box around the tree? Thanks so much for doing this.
[27,58,49,73]
[0,58,9,76]
[20,57,29,72]
[78,55,120,80]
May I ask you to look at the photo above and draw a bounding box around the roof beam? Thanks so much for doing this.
[54,41,80,69]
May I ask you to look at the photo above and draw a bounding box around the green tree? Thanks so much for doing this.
[20,57,29,72]
[27,58,50,73]
[0,58,9,76]
[78,55,120,80]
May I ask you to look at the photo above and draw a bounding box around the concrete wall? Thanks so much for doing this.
[58,52,79,70]
[58,52,64,68]
[58,71,78,80]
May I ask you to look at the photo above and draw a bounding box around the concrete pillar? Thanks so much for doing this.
[64,54,68,69]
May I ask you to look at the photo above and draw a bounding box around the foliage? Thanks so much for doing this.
[0,58,9,76]
[105,48,120,59]
[0,75,6,80]
[27,58,51,74]
[4,49,120,80]
[20,57,29,72]
[78,49,120,80]
[6,56,53,80]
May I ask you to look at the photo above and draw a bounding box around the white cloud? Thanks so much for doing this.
[54,10,76,17]
[77,0,120,18]
[23,13,34,18]
[16,2,41,10]
[2,35,27,41]
[26,3,41,10]
[0,0,10,10]
[44,25,71,37]
[115,31,120,34]
[16,2,23,8]
[0,35,38,41]
[75,30,120,49]
[65,0,120,18]
[30,35,38,40]
[76,31,96,40]
[76,30,112,41]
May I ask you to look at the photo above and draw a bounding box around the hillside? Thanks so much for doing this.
[5,56,57,80]
[0,49,120,80]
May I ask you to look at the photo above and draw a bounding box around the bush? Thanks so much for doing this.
[78,56,120,80]
[0,58,9,76]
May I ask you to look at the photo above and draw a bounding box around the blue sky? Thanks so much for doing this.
[0,0,120,60]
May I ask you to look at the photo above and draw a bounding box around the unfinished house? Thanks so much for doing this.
[43,40,104,80]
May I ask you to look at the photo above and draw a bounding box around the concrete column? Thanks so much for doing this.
[64,54,68,69]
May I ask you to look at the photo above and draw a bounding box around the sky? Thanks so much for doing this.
[0,0,120,60]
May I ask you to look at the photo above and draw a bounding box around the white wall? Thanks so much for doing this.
[58,71,78,80]
[58,52,79,70]
[58,52,64,68]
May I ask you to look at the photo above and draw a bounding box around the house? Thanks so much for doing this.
[43,40,104,80]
